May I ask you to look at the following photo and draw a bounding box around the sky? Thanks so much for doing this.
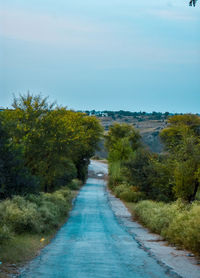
[0,0,200,113]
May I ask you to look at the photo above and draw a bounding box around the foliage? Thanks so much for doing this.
[107,114,200,203]
[0,225,13,242]
[0,115,39,198]
[128,200,200,255]
[105,123,141,162]
[105,123,141,191]
[123,150,174,201]
[67,179,82,190]
[108,161,124,188]
[189,0,198,6]
[1,93,102,195]
[160,114,200,202]
[0,187,73,245]
[160,114,200,151]
[119,190,145,203]
[106,114,200,256]
[113,182,132,197]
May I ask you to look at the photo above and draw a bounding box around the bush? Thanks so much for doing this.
[119,191,145,202]
[1,197,41,234]
[67,179,82,190]
[113,182,145,202]
[0,187,73,239]
[0,225,13,243]
[131,200,200,254]
[163,201,200,253]
[113,183,130,197]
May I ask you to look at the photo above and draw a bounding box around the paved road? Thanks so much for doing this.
[20,161,175,278]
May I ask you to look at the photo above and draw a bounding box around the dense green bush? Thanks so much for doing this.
[119,191,145,202]
[163,202,200,252]
[0,187,73,245]
[0,225,13,242]
[67,179,82,190]
[113,183,130,197]
[1,197,40,234]
[113,183,145,202]
[130,200,200,254]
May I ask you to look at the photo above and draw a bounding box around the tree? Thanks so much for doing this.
[160,114,200,202]
[0,115,39,198]
[160,114,200,151]
[189,0,198,6]
[105,123,141,162]
[2,93,103,191]
[57,109,103,181]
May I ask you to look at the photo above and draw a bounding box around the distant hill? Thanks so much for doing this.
[82,110,174,157]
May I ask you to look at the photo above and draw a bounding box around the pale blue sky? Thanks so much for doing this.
[0,0,199,112]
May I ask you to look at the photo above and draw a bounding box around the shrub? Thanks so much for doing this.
[133,200,186,234]
[119,191,145,202]
[67,179,82,190]
[163,201,200,253]
[0,225,14,243]
[131,200,200,254]
[0,187,73,238]
[113,183,129,197]
[1,197,41,234]
[113,182,145,202]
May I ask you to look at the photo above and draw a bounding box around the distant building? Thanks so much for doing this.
[101,112,108,117]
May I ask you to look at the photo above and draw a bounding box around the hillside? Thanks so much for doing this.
[85,111,170,157]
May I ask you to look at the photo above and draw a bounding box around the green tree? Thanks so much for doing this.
[123,149,172,200]
[0,116,39,198]
[105,123,141,162]
[160,114,200,151]
[3,93,103,191]
[160,114,200,202]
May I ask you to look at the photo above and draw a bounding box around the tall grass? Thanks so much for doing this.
[127,200,200,255]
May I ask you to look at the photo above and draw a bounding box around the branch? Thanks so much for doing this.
[189,0,198,6]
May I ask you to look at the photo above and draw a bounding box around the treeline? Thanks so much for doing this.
[105,115,200,253]
[84,110,180,120]
[0,94,103,199]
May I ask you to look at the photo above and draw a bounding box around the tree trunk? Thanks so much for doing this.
[189,179,199,202]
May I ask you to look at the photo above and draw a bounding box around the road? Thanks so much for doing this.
[20,161,177,278]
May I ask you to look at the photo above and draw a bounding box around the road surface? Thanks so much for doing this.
[20,161,178,278]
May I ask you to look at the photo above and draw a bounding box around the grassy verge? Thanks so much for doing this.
[0,179,82,277]
[125,200,200,256]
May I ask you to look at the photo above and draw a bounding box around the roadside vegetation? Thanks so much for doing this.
[0,185,76,263]
[105,115,200,255]
[0,93,102,269]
